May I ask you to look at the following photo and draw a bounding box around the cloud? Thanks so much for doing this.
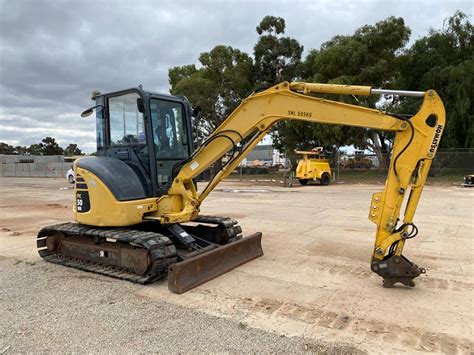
[0,0,471,152]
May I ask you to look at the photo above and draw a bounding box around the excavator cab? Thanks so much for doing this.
[91,88,195,197]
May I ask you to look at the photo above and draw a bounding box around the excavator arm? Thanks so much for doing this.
[153,81,445,287]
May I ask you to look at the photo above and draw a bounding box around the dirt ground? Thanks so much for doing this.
[0,177,472,354]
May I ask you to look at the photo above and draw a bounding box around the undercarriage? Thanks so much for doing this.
[37,216,263,293]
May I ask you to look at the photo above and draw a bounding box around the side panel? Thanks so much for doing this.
[296,159,331,180]
[310,161,331,179]
[73,162,158,227]
[76,156,146,201]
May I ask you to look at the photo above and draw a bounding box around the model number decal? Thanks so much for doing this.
[77,196,83,210]
[429,124,443,154]
[288,110,312,118]
[76,191,91,213]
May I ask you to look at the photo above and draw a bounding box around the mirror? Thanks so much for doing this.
[81,108,93,118]
[80,105,103,118]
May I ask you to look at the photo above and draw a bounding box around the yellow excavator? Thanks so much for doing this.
[37,82,445,293]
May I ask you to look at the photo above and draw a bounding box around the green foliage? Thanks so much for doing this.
[64,143,83,156]
[0,142,41,155]
[254,16,303,84]
[0,142,15,154]
[0,137,71,155]
[27,143,43,155]
[168,12,473,167]
[39,137,64,155]
[169,45,254,143]
[302,16,410,87]
[398,11,473,148]
[253,15,306,163]
[283,16,411,168]
[15,146,28,155]
[168,65,198,87]
[256,15,285,35]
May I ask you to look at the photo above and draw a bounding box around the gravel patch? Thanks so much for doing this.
[0,258,364,354]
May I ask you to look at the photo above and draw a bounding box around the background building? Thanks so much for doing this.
[241,145,288,167]
[0,155,77,177]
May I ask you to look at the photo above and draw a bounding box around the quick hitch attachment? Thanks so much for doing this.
[371,255,426,288]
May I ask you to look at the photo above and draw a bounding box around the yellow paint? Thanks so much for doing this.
[295,149,331,184]
[290,82,372,96]
[73,165,158,226]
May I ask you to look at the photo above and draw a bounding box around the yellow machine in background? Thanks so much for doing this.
[295,147,332,185]
[343,150,374,169]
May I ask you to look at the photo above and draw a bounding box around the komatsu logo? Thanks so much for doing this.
[429,124,443,154]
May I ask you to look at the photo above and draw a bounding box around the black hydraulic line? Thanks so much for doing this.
[390,116,415,179]
[171,129,244,181]
[394,222,419,239]
[199,130,261,199]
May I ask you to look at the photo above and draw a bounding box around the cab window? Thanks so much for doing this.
[95,96,105,149]
[108,93,145,145]
[150,99,188,159]
[150,98,189,189]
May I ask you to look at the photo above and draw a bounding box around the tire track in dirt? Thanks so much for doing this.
[295,259,474,292]
[239,297,473,354]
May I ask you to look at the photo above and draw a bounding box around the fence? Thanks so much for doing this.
[430,149,474,173]
[331,148,474,176]
[0,155,71,177]
[1,149,472,179]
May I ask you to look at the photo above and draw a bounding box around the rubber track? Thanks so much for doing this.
[37,223,177,284]
[192,215,243,242]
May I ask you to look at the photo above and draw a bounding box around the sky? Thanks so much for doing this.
[0,0,472,153]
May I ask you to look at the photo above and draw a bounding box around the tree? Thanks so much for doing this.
[36,137,64,155]
[0,143,28,155]
[0,142,15,154]
[167,13,472,172]
[1,139,66,155]
[302,16,411,87]
[64,144,83,156]
[254,16,303,84]
[288,16,412,168]
[252,16,306,166]
[169,45,254,144]
[27,144,42,155]
[40,137,64,155]
[14,146,28,155]
[398,11,473,148]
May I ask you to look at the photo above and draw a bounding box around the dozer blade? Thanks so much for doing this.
[168,232,263,294]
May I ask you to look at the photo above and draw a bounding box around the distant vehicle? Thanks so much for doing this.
[343,150,373,169]
[66,168,75,184]
[462,174,473,187]
[295,147,332,185]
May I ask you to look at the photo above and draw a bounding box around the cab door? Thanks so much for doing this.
[149,97,193,195]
